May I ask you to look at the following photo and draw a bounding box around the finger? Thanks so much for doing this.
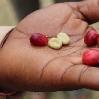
[67,0,99,24]
[78,0,99,23]
[76,27,99,90]
[79,66,99,90]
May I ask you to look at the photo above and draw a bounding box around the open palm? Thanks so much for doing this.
[0,3,98,92]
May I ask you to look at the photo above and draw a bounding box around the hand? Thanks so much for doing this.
[0,1,99,92]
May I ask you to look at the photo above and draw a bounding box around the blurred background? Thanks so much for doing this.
[0,0,81,25]
[0,0,99,99]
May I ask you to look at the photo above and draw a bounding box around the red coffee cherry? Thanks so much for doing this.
[30,33,48,46]
[84,29,97,47]
[82,49,99,66]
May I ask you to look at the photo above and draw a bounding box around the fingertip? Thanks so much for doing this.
[80,66,99,90]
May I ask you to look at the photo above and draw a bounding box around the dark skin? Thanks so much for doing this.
[0,0,99,92]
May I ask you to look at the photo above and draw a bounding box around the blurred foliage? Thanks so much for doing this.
[0,0,17,25]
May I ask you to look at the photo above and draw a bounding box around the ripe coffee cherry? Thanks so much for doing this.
[84,29,97,47]
[30,33,48,46]
[82,49,99,66]
[97,34,99,45]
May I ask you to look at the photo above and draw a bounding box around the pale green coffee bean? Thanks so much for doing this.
[48,38,62,49]
[57,32,70,45]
